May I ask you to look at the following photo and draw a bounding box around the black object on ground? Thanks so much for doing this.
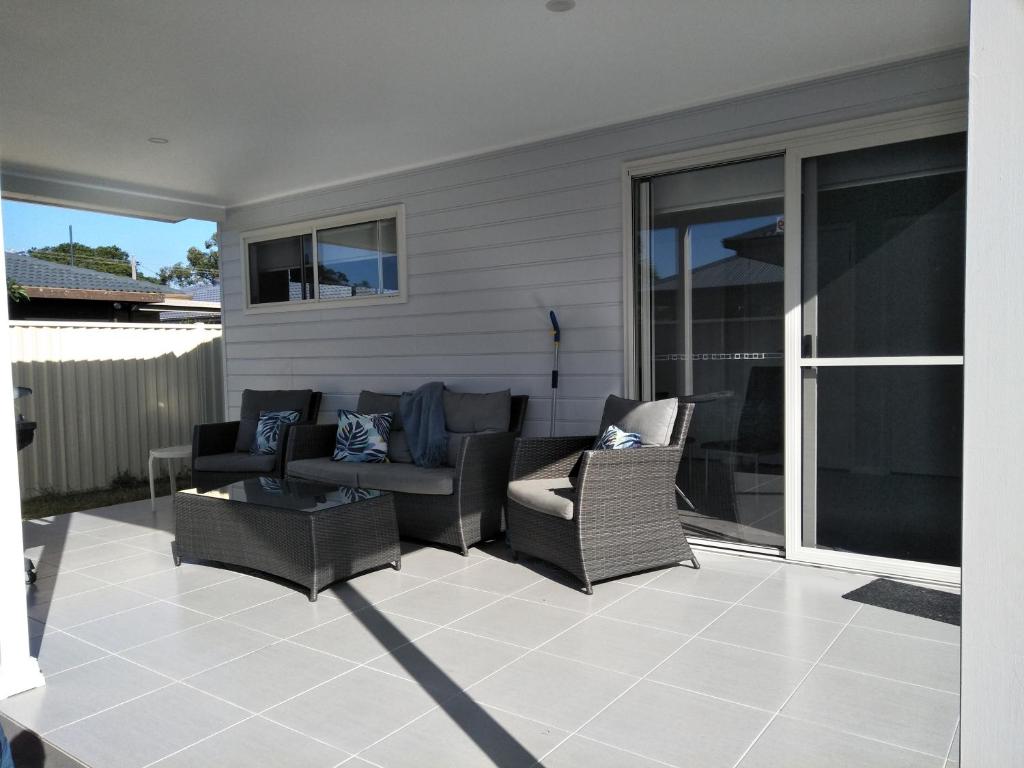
[842,577,961,626]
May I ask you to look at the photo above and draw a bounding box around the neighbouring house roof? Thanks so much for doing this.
[5,250,187,302]
[157,282,222,322]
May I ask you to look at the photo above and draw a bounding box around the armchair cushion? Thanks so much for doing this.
[597,395,678,447]
[235,389,316,452]
[193,452,278,473]
[507,477,576,520]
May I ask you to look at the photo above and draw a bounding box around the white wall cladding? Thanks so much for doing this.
[12,322,224,496]
[221,51,967,437]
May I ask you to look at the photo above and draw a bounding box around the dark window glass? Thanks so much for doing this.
[805,365,962,566]
[803,133,967,357]
[248,234,313,305]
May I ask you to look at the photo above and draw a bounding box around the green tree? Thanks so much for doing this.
[7,278,29,303]
[159,234,219,287]
[27,242,137,277]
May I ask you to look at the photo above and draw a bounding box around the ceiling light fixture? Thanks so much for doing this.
[147,137,169,144]
[545,0,575,12]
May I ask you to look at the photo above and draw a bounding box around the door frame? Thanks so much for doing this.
[622,101,966,583]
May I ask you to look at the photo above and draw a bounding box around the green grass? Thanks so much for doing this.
[21,474,190,520]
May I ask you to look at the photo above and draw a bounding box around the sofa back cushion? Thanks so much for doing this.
[235,389,315,452]
[443,389,511,434]
[357,391,404,431]
[387,430,414,463]
[597,395,679,447]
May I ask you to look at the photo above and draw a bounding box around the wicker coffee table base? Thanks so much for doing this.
[173,490,400,601]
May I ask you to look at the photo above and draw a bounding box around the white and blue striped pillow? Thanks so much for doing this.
[595,424,642,450]
[333,410,392,463]
[251,410,301,455]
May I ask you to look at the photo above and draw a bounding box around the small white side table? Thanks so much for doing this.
[149,444,192,511]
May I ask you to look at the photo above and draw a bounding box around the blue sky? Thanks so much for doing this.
[2,200,215,279]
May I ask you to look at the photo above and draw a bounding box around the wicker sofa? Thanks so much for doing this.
[506,396,699,593]
[285,390,528,555]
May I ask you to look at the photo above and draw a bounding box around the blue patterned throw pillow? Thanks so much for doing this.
[333,410,392,463]
[251,410,301,455]
[596,424,642,450]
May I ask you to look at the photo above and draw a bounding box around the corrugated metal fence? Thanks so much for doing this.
[11,321,224,497]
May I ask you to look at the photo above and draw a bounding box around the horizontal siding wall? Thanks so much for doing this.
[12,322,224,496]
[221,51,967,437]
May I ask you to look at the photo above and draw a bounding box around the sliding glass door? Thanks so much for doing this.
[798,133,966,569]
[629,109,967,578]
[633,156,786,551]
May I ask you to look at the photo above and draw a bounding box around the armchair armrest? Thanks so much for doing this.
[574,445,683,509]
[192,421,240,464]
[284,423,338,464]
[509,435,595,481]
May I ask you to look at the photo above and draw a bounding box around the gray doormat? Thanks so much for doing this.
[842,578,961,626]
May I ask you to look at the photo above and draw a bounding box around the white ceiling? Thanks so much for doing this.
[0,0,968,210]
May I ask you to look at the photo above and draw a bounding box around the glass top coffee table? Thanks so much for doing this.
[172,477,400,601]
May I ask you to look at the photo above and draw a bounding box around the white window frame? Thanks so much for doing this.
[622,101,967,585]
[241,204,407,313]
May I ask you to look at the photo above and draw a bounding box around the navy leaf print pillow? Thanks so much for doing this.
[333,410,392,463]
[251,410,301,455]
[595,424,642,450]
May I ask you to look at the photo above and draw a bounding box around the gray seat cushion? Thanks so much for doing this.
[598,395,679,447]
[356,463,455,496]
[194,452,277,473]
[507,477,576,520]
[286,458,361,487]
[443,390,511,433]
[235,389,316,452]
[286,458,455,496]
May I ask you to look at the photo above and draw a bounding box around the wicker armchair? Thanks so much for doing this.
[506,401,699,594]
[192,389,322,487]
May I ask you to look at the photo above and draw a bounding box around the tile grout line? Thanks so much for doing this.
[728,603,863,768]
[529,561,785,767]
[28,552,487,751]
[129,553,531,766]
[346,567,656,762]
[943,717,960,766]
[46,553,490,766]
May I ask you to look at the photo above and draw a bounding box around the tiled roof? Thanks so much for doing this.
[4,251,186,296]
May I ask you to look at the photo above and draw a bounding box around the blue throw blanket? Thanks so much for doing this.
[400,381,448,468]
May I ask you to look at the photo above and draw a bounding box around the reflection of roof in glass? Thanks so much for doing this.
[654,255,783,291]
[286,282,397,301]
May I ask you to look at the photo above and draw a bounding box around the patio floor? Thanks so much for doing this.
[5,497,960,768]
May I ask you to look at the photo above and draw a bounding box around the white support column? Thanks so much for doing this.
[0,193,45,699]
[961,0,1024,764]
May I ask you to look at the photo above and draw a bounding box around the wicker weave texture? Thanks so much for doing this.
[173,490,400,600]
[507,402,697,592]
